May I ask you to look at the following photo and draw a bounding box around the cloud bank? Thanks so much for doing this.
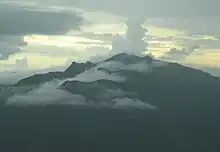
[0,2,84,59]
[6,79,156,110]
[0,3,83,35]
[7,81,87,106]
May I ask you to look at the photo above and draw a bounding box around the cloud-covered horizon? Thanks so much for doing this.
[0,0,219,75]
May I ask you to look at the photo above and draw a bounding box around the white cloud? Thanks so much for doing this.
[65,67,125,83]
[6,80,87,106]
[97,60,151,73]
[6,77,157,110]
[60,57,167,86]
[113,97,157,110]
[6,79,157,110]
[0,71,30,85]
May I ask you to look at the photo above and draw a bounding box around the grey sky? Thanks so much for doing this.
[31,0,220,17]
[0,0,219,75]
[0,3,83,35]
[0,36,27,59]
[161,44,200,61]
[0,2,83,60]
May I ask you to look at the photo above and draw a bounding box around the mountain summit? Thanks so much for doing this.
[99,53,154,66]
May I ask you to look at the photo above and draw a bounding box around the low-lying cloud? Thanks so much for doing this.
[5,58,160,110]
[65,66,126,83]
[6,79,156,110]
[113,98,157,110]
[7,80,87,106]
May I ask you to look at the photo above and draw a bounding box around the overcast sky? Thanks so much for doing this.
[0,0,220,75]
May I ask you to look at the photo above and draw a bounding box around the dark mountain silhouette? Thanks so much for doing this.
[59,53,220,111]
[101,52,153,64]
[1,53,220,152]
[12,53,220,111]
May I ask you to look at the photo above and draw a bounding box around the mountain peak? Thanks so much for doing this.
[64,61,93,76]
[103,53,153,65]
[110,52,139,59]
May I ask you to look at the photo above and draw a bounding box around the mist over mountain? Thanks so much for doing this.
[1,52,218,112]
[0,9,220,151]
[1,52,220,152]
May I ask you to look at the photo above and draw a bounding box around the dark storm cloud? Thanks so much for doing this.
[0,3,84,35]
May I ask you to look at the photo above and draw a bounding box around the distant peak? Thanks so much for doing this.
[107,53,139,60]
[103,53,154,65]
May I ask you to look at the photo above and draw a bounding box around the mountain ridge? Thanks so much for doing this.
[15,61,93,86]
[15,53,220,86]
[1,52,219,111]
[1,53,220,152]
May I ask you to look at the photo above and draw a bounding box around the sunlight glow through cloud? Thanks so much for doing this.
[1,7,220,71]
[24,35,106,48]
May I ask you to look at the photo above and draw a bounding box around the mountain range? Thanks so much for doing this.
[0,53,220,151]
[0,52,218,111]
